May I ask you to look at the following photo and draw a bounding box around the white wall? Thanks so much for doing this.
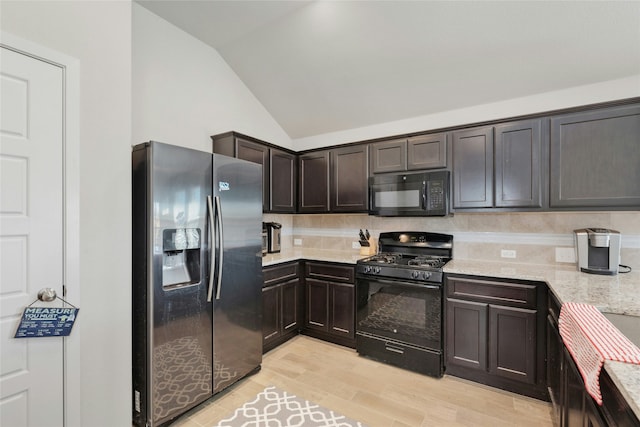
[1,2,132,427]
[293,75,640,150]
[132,4,292,152]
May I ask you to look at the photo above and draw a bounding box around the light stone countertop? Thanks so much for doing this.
[444,259,640,420]
[262,248,366,267]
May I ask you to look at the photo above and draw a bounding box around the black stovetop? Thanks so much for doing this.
[356,231,453,283]
[360,253,449,270]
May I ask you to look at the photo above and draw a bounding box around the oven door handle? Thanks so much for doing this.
[358,277,441,290]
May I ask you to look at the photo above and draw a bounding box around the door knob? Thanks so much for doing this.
[37,288,57,302]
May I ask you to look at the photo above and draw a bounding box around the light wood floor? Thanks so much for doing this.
[173,335,554,427]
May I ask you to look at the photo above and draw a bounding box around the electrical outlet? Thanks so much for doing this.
[352,241,360,249]
[555,247,576,263]
[501,249,516,259]
[294,238,302,246]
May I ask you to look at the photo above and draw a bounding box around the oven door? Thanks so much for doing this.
[356,276,442,350]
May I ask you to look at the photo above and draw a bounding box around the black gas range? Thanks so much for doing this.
[355,231,453,378]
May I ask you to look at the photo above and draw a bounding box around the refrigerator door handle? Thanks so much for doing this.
[206,195,215,302]
[214,195,224,300]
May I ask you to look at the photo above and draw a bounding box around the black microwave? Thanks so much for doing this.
[369,170,449,216]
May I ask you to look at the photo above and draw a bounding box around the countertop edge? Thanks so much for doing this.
[262,248,365,266]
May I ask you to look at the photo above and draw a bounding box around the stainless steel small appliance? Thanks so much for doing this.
[574,228,621,275]
[369,170,449,217]
[264,222,281,253]
[261,223,268,256]
[356,231,453,377]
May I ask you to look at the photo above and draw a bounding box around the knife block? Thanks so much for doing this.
[359,238,377,256]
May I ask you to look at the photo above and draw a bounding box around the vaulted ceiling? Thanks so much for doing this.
[136,1,640,139]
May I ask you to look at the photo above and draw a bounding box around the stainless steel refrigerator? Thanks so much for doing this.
[132,141,263,427]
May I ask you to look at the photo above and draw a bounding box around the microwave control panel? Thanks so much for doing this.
[427,180,445,211]
[425,170,448,215]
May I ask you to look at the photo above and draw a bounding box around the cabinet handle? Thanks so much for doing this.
[264,331,278,340]
[385,345,405,354]
[333,327,349,333]
[309,321,324,327]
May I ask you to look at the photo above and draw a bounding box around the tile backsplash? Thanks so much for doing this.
[264,211,640,268]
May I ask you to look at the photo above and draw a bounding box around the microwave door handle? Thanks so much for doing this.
[206,195,215,302]
[421,181,427,210]
[214,195,224,300]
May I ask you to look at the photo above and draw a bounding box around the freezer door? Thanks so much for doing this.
[212,154,263,394]
[132,141,213,427]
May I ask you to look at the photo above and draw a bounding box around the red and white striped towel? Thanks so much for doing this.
[559,302,640,405]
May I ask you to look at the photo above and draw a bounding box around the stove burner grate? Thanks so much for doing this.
[407,256,448,269]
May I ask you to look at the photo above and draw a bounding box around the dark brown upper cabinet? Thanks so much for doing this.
[299,145,368,213]
[452,120,544,210]
[452,126,494,209]
[330,145,368,212]
[370,133,447,174]
[270,148,297,212]
[550,104,640,209]
[494,119,544,208]
[211,132,296,213]
[298,150,330,213]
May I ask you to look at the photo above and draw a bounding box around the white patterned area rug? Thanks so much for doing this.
[214,385,368,427]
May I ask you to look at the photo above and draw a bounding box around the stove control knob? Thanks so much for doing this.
[364,266,372,273]
[374,267,382,274]
[423,272,432,280]
[411,270,419,279]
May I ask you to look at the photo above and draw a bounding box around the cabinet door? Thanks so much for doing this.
[584,395,606,427]
[547,314,563,424]
[407,133,447,170]
[330,145,368,212]
[270,148,296,212]
[550,104,640,208]
[305,278,329,332]
[452,126,494,208]
[262,285,281,345]
[494,119,543,208]
[488,305,536,384]
[446,298,488,371]
[236,138,270,212]
[329,282,355,339]
[281,278,300,333]
[563,348,586,427]
[298,151,329,213]
[370,138,407,173]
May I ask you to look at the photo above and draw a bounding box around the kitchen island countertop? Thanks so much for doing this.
[444,259,640,420]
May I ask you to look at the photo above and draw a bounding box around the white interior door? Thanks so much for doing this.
[1,46,65,427]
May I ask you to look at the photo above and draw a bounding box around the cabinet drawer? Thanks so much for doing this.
[305,262,354,283]
[447,276,537,309]
[263,262,299,287]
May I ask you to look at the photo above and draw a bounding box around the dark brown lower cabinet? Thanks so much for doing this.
[547,292,638,427]
[262,262,301,353]
[445,275,547,399]
[303,261,356,348]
